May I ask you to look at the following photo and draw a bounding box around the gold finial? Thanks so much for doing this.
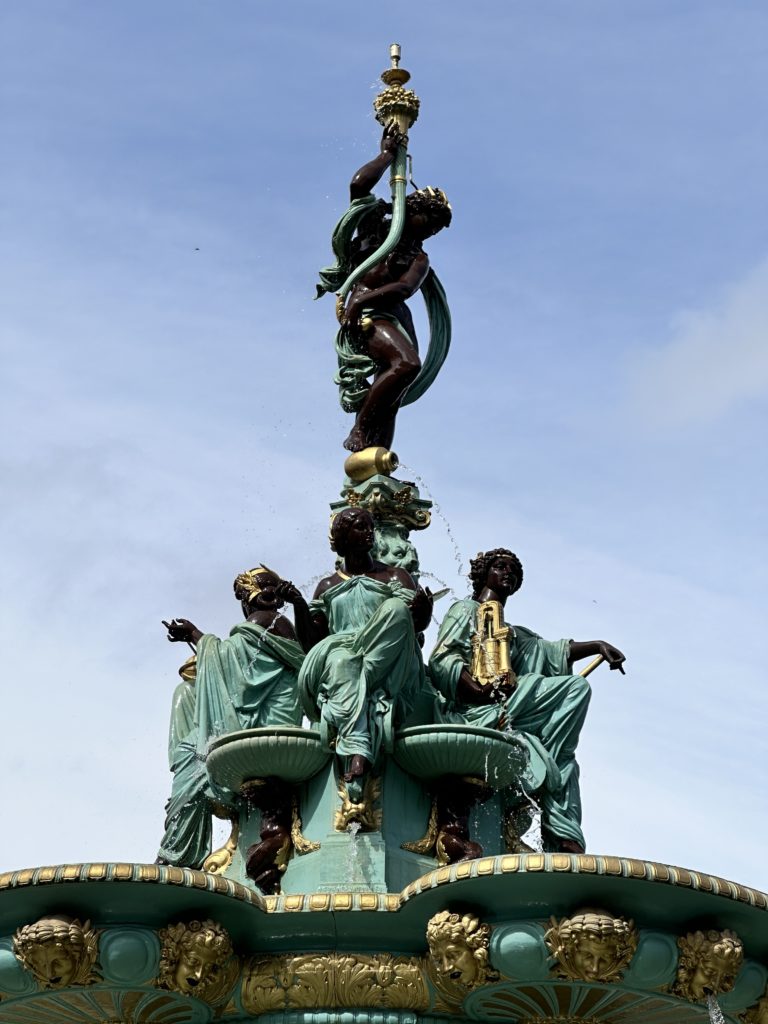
[380,42,411,88]
[375,42,419,133]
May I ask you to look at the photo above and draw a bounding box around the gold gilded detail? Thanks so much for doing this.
[334,774,382,832]
[545,910,638,982]
[233,565,280,607]
[291,795,320,854]
[470,600,513,687]
[426,910,497,1010]
[203,818,240,875]
[344,446,399,483]
[157,920,239,1005]
[673,928,744,1002]
[742,992,768,1024]
[13,916,100,989]
[373,46,420,136]
[340,485,431,530]
[401,802,449,864]
[242,951,428,1013]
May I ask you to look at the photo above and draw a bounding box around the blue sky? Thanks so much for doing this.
[2,2,766,888]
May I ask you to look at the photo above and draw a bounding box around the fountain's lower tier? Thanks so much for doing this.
[0,854,766,1024]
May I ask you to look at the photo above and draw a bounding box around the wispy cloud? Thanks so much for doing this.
[629,257,768,424]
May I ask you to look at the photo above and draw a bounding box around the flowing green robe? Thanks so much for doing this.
[157,623,305,867]
[429,599,590,849]
[298,576,424,763]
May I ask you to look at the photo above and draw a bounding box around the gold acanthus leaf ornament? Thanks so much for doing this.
[13,915,101,989]
[672,928,744,1002]
[157,920,239,1005]
[544,909,638,983]
[241,953,429,1013]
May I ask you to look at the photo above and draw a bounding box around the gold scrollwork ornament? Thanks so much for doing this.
[334,775,382,832]
[13,915,100,989]
[241,952,428,1013]
[544,909,638,983]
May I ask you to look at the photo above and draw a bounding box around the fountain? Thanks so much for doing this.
[0,43,766,1024]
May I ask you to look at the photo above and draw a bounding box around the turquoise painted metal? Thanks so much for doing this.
[0,857,766,1022]
[2,43,766,1024]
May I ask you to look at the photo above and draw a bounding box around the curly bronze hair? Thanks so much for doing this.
[469,549,523,599]
[406,187,452,231]
[330,507,375,556]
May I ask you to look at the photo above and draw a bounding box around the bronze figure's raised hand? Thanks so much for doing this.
[162,618,203,646]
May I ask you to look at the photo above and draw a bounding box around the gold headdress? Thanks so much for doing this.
[233,564,280,604]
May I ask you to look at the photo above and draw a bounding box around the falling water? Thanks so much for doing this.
[398,464,466,581]
[706,995,726,1024]
[345,821,363,883]
[419,571,458,603]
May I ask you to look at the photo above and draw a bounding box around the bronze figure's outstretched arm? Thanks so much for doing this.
[349,123,405,200]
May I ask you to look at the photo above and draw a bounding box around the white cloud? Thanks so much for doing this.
[630,257,768,424]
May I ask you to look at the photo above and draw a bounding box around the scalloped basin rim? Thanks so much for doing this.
[395,724,525,746]
[207,727,324,753]
[393,725,527,788]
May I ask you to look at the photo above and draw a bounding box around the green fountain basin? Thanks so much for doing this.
[393,724,528,788]
[206,727,330,789]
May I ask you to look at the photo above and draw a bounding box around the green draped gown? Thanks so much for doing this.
[298,576,424,764]
[429,599,591,850]
[157,623,305,867]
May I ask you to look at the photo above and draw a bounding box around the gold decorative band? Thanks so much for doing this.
[1,856,765,914]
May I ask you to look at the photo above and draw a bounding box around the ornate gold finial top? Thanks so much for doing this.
[381,42,411,87]
[375,43,419,132]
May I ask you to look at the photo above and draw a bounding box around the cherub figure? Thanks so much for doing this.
[425,910,497,1004]
[317,124,452,452]
[13,915,100,989]
[545,910,637,982]
[157,920,238,1004]
[673,928,743,1002]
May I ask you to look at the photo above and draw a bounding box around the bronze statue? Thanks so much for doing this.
[156,566,304,868]
[278,508,432,790]
[335,124,450,452]
[429,548,626,854]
